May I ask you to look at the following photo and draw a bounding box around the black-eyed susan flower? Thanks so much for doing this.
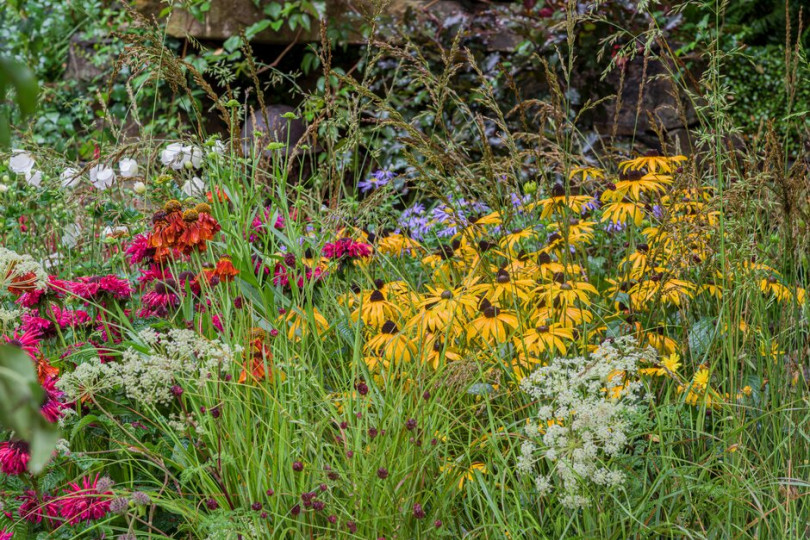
[640,353,681,377]
[530,184,595,219]
[612,170,673,200]
[534,276,599,307]
[468,300,519,343]
[282,306,329,340]
[365,321,417,363]
[515,323,574,357]
[422,336,462,369]
[618,151,686,174]
[352,289,402,328]
[473,268,534,306]
[601,199,646,227]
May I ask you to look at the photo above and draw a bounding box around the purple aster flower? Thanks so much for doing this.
[582,197,601,213]
[358,169,395,193]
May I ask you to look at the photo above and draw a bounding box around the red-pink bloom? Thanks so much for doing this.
[98,275,132,299]
[15,275,70,308]
[21,313,54,338]
[137,264,172,287]
[0,528,12,539]
[212,314,224,333]
[125,233,156,265]
[40,377,68,423]
[59,474,113,525]
[2,330,40,362]
[0,440,30,475]
[71,275,132,301]
[142,280,180,314]
[322,238,372,260]
[50,306,92,329]
[17,489,60,525]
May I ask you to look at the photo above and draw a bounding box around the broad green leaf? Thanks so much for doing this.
[0,345,59,474]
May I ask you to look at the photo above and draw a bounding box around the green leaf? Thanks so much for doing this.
[0,345,59,474]
[245,20,272,40]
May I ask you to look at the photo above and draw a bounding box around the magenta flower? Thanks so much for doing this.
[0,440,30,475]
[0,528,12,539]
[59,474,113,525]
[17,489,60,524]
[40,377,68,423]
[2,330,40,362]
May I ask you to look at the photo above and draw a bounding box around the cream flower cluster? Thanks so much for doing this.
[59,329,238,407]
[0,246,48,293]
[517,336,655,509]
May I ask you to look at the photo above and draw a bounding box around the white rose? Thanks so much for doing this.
[182,176,205,197]
[61,168,82,188]
[133,181,146,194]
[25,169,43,187]
[9,150,34,175]
[119,158,139,178]
[89,164,116,190]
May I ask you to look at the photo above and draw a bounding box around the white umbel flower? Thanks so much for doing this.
[518,336,655,509]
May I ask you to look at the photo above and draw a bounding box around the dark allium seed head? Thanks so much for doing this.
[252,502,263,511]
[423,390,430,400]
[377,467,389,479]
[269,328,279,337]
[431,438,438,446]
[355,381,369,395]
[261,511,268,518]
[205,498,219,510]
[210,407,220,419]
[171,385,183,397]
[347,521,357,533]
[292,461,304,472]
[328,515,337,523]
[233,296,244,309]
[319,483,328,492]
[312,500,325,511]
[291,504,301,516]
[328,471,339,480]
[405,418,417,430]
[224,373,232,382]
[368,427,378,438]
[346,450,354,458]
[413,503,426,519]
[435,520,443,528]
[266,489,274,496]
[199,406,207,414]
[340,421,348,429]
